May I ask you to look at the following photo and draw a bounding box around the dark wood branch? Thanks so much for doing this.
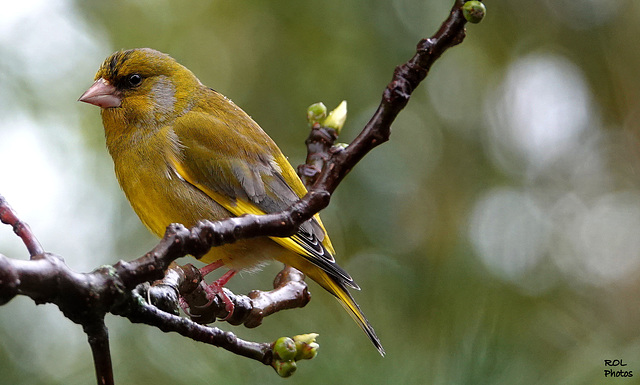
[298,123,339,187]
[85,319,114,385]
[0,195,44,258]
[121,287,273,364]
[245,266,310,328]
[312,0,468,196]
[162,263,311,327]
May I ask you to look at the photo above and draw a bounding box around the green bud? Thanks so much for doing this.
[462,1,486,24]
[273,337,297,361]
[293,333,320,361]
[332,142,349,151]
[307,102,327,126]
[323,100,347,134]
[273,359,297,378]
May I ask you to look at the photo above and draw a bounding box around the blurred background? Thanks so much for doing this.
[1,0,639,383]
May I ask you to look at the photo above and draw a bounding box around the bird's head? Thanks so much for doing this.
[79,48,202,128]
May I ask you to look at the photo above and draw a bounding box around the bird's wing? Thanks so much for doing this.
[169,108,358,289]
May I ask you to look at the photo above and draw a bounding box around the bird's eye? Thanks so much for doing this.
[127,74,142,87]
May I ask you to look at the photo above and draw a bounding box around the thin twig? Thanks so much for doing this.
[0,195,44,258]
[122,289,273,364]
[85,319,114,385]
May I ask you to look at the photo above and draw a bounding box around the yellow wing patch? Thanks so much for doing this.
[169,155,316,258]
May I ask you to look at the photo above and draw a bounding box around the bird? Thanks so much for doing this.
[79,48,384,356]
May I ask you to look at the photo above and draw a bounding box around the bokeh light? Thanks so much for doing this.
[484,52,595,174]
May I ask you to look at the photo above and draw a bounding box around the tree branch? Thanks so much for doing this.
[119,286,273,364]
[155,262,311,327]
[0,195,44,258]
[85,319,114,385]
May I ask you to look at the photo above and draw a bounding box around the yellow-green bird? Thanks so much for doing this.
[79,48,384,356]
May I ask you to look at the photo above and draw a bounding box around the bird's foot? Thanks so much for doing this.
[203,269,237,320]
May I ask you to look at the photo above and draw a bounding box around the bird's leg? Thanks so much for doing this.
[198,260,237,320]
[204,270,237,320]
[178,260,226,316]
[199,259,225,276]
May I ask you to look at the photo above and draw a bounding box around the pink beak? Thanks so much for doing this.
[78,78,121,108]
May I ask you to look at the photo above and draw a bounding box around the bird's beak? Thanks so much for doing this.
[78,78,121,108]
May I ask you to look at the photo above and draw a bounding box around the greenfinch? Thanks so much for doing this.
[79,48,384,356]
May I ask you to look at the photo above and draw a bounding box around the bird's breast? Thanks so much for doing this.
[111,134,221,237]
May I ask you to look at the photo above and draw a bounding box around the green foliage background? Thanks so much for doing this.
[1,0,640,384]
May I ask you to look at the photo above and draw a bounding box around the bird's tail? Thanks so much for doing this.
[291,258,385,356]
